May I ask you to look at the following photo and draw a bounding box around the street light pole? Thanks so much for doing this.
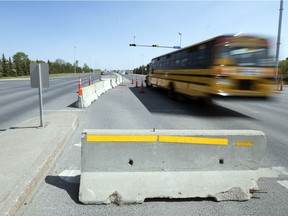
[74,46,76,74]
[179,32,182,48]
[275,0,283,88]
[142,54,144,75]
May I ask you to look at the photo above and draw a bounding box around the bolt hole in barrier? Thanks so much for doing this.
[79,129,267,204]
[128,159,134,166]
[219,159,224,164]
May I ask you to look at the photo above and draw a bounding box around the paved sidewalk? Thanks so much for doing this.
[0,113,78,216]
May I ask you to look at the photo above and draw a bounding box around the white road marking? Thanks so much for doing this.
[257,167,288,178]
[58,170,81,183]
[277,180,288,189]
[271,167,288,176]
[45,110,84,112]
[257,168,281,178]
[74,143,81,147]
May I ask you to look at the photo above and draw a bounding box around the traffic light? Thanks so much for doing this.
[129,44,136,46]
[152,44,158,47]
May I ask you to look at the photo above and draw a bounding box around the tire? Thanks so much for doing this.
[145,79,152,88]
[168,84,175,99]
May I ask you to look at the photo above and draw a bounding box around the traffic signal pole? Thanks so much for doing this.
[129,44,181,49]
[275,0,283,90]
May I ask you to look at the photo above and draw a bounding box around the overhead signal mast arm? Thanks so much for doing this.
[129,44,180,49]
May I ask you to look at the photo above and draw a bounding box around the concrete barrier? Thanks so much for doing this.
[94,81,105,96]
[103,79,112,91]
[76,85,98,108]
[79,129,267,204]
[115,73,123,85]
[77,73,123,108]
[111,78,117,88]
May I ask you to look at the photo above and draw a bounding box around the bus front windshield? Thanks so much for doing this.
[214,46,273,67]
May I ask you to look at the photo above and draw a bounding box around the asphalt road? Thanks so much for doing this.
[0,74,98,131]
[4,75,288,216]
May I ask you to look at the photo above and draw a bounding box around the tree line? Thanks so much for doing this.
[0,52,95,78]
[133,64,150,75]
[279,59,288,83]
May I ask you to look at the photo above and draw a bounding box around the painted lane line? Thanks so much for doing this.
[45,110,84,112]
[58,170,81,183]
[257,167,288,178]
[277,180,288,189]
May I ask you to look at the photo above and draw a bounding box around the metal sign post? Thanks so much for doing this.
[30,63,49,128]
[38,64,44,127]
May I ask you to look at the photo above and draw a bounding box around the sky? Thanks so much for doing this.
[0,0,287,70]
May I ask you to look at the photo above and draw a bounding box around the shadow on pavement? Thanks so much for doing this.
[9,126,40,129]
[67,101,78,108]
[45,175,81,204]
[129,87,254,119]
[145,197,216,203]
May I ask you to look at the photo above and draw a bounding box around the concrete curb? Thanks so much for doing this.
[0,113,78,216]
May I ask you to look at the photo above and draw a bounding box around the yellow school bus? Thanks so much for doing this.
[146,35,275,99]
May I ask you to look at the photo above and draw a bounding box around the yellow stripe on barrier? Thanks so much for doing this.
[87,135,158,142]
[236,141,253,147]
[158,135,228,145]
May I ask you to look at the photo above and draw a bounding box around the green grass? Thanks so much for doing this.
[0,72,97,80]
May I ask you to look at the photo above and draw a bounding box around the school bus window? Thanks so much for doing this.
[181,58,188,67]
[214,46,270,67]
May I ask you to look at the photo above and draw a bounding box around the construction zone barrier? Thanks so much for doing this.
[94,81,105,96]
[115,73,123,85]
[76,85,98,108]
[111,78,117,88]
[79,129,267,204]
[77,74,120,108]
[103,79,112,91]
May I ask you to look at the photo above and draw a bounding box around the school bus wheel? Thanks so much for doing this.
[168,84,175,99]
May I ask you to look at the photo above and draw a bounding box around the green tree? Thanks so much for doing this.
[0,57,2,77]
[13,52,30,76]
[1,54,8,77]
[8,57,15,77]
[279,59,288,82]
[83,63,91,73]
[133,64,149,75]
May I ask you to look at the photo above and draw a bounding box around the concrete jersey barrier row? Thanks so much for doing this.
[79,129,267,204]
[77,73,122,108]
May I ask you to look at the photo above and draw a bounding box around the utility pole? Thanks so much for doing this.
[179,32,182,48]
[275,0,283,88]
[74,46,76,74]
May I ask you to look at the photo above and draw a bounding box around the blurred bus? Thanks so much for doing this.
[146,35,275,100]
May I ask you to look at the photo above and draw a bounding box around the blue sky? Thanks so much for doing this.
[0,1,287,70]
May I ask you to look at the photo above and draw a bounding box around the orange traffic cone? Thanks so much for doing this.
[135,78,138,88]
[280,81,283,91]
[78,77,83,96]
[140,80,145,93]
